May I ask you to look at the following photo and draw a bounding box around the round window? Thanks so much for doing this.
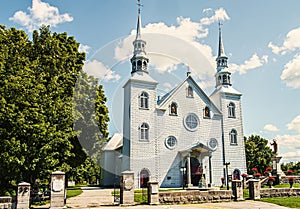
[165,136,177,150]
[208,138,218,150]
[184,113,199,131]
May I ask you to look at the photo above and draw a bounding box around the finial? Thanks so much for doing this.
[135,0,143,40]
[218,20,223,32]
[137,0,142,14]
[186,65,191,77]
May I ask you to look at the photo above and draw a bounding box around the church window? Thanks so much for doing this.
[208,138,218,150]
[137,60,142,70]
[187,86,193,97]
[223,74,228,84]
[204,106,210,118]
[170,102,177,115]
[143,60,147,70]
[139,123,149,141]
[139,92,149,109]
[184,113,199,131]
[165,136,177,150]
[230,129,237,145]
[228,102,236,118]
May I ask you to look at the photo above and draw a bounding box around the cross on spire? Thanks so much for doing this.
[218,20,223,32]
[137,0,143,14]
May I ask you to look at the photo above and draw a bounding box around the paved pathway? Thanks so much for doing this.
[34,187,292,209]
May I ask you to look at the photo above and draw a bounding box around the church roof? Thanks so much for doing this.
[103,133,123,151]
[179,141,212,153]
[210,84,242,97]
[123,71,158,88]
[157,74,222,115]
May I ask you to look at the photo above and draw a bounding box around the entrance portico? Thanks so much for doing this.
[180,142,212,188]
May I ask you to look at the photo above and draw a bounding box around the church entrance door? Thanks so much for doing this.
[140,169,150,188]
[186,157,201,186]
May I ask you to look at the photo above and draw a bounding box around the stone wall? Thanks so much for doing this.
[260,188,300,198]
[280,176,300,184]
[159,190,233,204]
[0,196,15,209]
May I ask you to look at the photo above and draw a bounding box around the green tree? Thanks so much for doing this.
[0,25,109,195]
[245,135,273,174]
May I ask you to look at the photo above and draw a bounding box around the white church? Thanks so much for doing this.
[101,3,247,188]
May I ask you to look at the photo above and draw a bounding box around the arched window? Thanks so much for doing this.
[170,102,177,115]
[187,86,193,97]
[139,92,149,109]
[140,123,149,141]
[223,74,228,84]
[230,129,237,145]
[137,60,142,70]
[228,102,236,118]
[204,106,210,118]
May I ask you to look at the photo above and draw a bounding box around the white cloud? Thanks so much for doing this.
[114,8,230,81]
[264,124,279,132]
[281,150,300,162]
[162,82,173,92]
[9,0,73,32]
[79,44,91,54]
[202,8,213,14]
[281,54,300,88]
[200,8,230,25]
[276,134,300,149]
[268,27,300,55]
[83,60,120,82]
[287,115,300,132]
[229,54,268,74]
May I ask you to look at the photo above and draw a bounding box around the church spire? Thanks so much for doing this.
[215,22,231,87]
[130,0,149,75]
[136,0,142,40]
[216,21,228,71]
[218,22,226,58]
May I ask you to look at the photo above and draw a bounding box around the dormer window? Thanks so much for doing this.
[170,102,178,115]
[228,102,236,118]
[139,92,149,109]
[187,86,193,97]
[204,106,210,118]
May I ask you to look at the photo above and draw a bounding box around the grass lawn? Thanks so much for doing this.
[260,197,300,208]
[66,186,83,198]
[258,183,300,208]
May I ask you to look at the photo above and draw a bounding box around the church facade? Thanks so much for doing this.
[102,5,247,188]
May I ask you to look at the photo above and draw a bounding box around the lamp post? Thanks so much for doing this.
[180,167,186,190]
[224,162,230,190]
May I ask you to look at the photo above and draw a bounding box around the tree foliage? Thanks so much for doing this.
[0,25,109,195]
[245,135,273,174]
[281,162,300,175]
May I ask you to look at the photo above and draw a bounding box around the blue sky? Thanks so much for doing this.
[1,0,300,163]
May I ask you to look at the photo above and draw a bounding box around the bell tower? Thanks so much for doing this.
[215,22,231,87]
[130,0,149,74]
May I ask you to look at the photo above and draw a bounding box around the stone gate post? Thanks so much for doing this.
[232,180,243,201]
[120,171,134,205]
[17,182,30,209]
[248,179,260,200]
[147,181,159,205]
[50,171,66,209]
